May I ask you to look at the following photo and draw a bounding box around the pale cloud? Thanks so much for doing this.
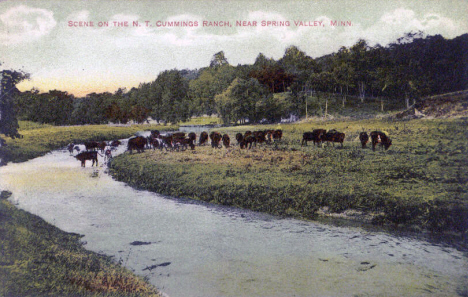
[361,8,467,47]
[0,5,56,45]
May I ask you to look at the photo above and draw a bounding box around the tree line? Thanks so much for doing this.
[4,32,468,131]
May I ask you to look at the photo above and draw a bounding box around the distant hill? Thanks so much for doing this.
[396,90,468,119]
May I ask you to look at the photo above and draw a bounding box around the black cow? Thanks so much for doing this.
[210,132,222,148]
[359,132,369,148]
[173,137,195,151]
[240,135,257,149]
[75,151,98,167]
[188,132,197,142]
[222,134,230,148]
[322,130,345,147]
[235,133,244,145]
[199,131,209,146]
[273,129,283,141]
[127,136,147,153]
[84,141,99,151]
[370,131,392,151]
[301,129,326,146]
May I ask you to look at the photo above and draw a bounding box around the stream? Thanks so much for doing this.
[0,139,467,297]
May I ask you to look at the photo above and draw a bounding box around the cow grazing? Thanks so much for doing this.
[273,129,283,141]
[173,137,195,151]
[127,136,147,153]
[370,131,392,151]
[199,131,209,146]
[172,132,186,141]
[323,130,345,147]
[159,134,174,150]
[210,132,222,148]
[266,130,275,142]
[84,141,99,151]
[235,133,244,145]
[188,132,197,142]
[359,132,369,148]
[254,131,267,144]
[75,151,98,167]
[240,135,257,149]
[222,134,230,148]
[301,129,326,146]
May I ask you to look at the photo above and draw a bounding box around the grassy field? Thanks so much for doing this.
[0,191,162,297]
[109,116,468,235]
[0,121,177,164]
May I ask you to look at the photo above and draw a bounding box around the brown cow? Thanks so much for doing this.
[127,136,147,153]
[370,131,392,151]
[75,151,98,167]
[173,132,186,140]
[240,135,256,149]
[97,141,107,153]
[254,131,267,144]
[110,140,121,148]
[322,130,345,147]
[273,129,283,141]
[84,141,99,151]
[210,132,222,148]
[359,132,369,148]
[235,133,244,145]
[266,130,275,142]
[222,134,230,148]
[301,129,326,146]
[188,132,196,142]
[173,137,195,151]
[199,131,209,146]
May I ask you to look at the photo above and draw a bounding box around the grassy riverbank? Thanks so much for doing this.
[0,191,162,297]
[0,121,177,164]
[109,117,468,235]
[0,122,175,296]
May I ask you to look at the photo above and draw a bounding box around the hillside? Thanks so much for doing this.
[396,90,468,119]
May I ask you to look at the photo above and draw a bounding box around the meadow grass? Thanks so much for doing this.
[0,121,177,164]
[110,117,468,235]
[0,191,162,297]
[179,116,222,126]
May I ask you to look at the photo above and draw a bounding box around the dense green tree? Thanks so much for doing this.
[0,69,29,139]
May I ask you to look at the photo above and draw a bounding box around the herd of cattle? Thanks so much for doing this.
[69,129,392,167]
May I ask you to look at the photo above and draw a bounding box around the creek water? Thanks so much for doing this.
[0,141,467,297]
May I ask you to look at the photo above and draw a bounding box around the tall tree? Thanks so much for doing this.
[210,51,229,68]
[0,68,29,139]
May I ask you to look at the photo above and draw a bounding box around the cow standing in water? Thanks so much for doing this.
[67,143,75,155]
[75,151,98,167]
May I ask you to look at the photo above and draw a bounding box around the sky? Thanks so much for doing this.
[1,0,467,97]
